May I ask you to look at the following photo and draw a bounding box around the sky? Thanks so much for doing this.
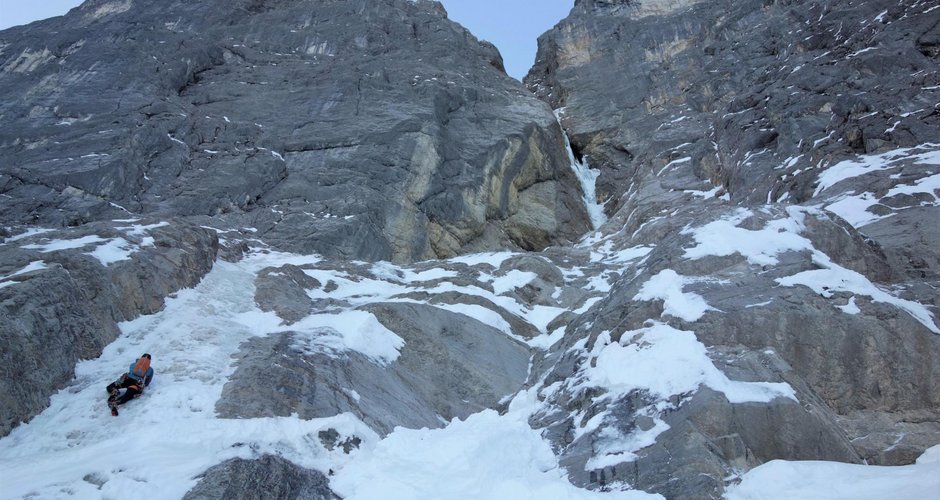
[0,0,573,80]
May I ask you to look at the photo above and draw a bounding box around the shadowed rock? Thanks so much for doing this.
[183,455,337,500]
[0,0,591,262]
[217,302,530,435]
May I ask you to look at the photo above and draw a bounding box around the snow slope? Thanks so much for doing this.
[0,250,661,499]
[726,445,940,500]
[1,222,938,498]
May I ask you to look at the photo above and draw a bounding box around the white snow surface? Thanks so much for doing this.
[0,254,378,499]
[633,270,717,322]
[1,227,55,243]
[2,227,936,498]
[16,222,174,266]
[333,408,661,500]
[289,309,405,365]
[725,444,940,500]
[682,207,812,266]
[84,237,138,265]
[814,144,940,196]
[776,253,939,334]
[22,234,108,252]
[1,260,48,280]
[813,144,940,228]
[557,322,795,468]
[0,249,665,499]
[582,323,796,405]
[681,207,939,333]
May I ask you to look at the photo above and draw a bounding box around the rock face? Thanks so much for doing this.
[2,0,940,498]
[524,0,940,496]
[0,0,590,262]
[0,220,218,436]
[528,0,940,212]
[219,289,531,434]
[183,455,337,500]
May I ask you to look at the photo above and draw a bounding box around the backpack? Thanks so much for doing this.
[129,357,151,382]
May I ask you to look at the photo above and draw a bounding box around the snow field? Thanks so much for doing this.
[2,204,938,498]
[0,254,375,499]
[333,409,662,500]
[0,248,644,499]
[725,444,940,500]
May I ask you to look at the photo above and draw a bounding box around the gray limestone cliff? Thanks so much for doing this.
[0,0,589,440]
[0,0,590,263]
[525,0,940,497]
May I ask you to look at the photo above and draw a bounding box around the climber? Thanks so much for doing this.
[105,353,153,416]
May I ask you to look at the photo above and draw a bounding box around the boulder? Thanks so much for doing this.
[184,455,336,500]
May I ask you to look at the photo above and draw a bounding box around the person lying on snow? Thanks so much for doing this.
[106,353,153,416]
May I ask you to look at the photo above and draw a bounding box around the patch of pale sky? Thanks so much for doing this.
[0,0,574,80]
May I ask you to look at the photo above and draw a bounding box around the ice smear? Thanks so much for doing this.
[586,408,671,468]
[556,109,608,229]
[725,444,940,500]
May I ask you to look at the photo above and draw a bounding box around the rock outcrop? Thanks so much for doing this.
[218,267,531,435]
[0,220,218,436]
[183,455,337,500]
[0,0,590,263]
[525,0,940,496]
